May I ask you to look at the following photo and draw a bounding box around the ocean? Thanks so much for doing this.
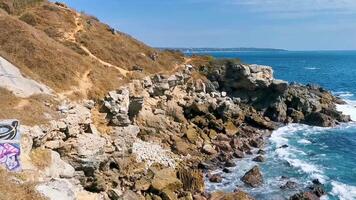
[186,51,356,200]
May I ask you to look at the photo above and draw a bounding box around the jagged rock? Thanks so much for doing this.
[225,160,236,167]
[252,155,265,162]
[304,112,336,127]
[241,166,263,187]
[249,138,264,148]
[195,79,206,93]
[265,101,287,122]
[112,125,140,154]
[36,179,76,200]
[61,132,107,170]
[202,144,217,155]
[289,192,319,200]
[135,177,151,191]
[209,174,222,183]
[186,126,200,144]
[104,88,131,126]
[45,150,75,178]
[37,179,103,200]
[224,121,238,136]
[287,108,305,123]
[210,191,255,200]
[177,168,205,192]
[281,181,298,190]
[121,190,145,200]
[151,168,183,191]
[271,79,288,93]
[233,150,245,158]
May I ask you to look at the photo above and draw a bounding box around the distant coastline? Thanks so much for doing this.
[157,47,288,53]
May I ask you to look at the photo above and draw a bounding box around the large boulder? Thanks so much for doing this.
[151,168,183,192]
[241,166,263,187]
[304,112,336,127]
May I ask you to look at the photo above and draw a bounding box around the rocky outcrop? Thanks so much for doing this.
[202,60,350,127]
[15,59,349,200]
[241,166,263,187]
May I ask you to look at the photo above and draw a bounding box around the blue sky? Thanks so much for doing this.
[57,0,356,50]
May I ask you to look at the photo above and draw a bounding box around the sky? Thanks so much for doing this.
[56,0,356,50]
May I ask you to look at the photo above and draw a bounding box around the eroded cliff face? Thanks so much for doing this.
[14,60,348,200]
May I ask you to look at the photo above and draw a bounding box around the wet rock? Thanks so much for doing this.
[279,144,289,148]
[257,149,266,155]
[304,112,336,127]
[289,192,319,200]
[252,155,265,162]
[249,138,264,148]
[209,174,222,183]
[224,160,236,167]
[223,168,232,173]
[280,181,298,190]
[233,150,245,158]
[241,166,263,187]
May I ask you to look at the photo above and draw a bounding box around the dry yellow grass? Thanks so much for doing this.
[29,148,52,170]
[0,169,47,200]
[0,88,59,126]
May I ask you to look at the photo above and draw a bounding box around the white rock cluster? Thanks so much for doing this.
[132,139,177,168]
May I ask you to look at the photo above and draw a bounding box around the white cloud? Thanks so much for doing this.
[229,0,356,16]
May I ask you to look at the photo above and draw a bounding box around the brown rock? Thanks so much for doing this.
[225,160,236,167]
[289,192,319,200]
[151,168,183,191]
[174,138,192,156]
[249,138,264,148]
[224,121,238,136]
[209,174,222,183]
[233,150,245,158]
[121,190,145,200]
[209,129,218,140]
[304,112,336,127]
[280,181,298,190]
[177,168,205,192]
[210,190,255,200]
[241,166,263,187]
[186,126,200,144]
[135,177,151,191]
[252,155,265,162]
[202,144,217,155]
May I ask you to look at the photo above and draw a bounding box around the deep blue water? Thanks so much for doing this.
[189,51,356,200]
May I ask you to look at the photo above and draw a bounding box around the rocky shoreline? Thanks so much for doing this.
[19,59,350,200]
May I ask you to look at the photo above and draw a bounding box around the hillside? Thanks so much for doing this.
[0,0,184,124]
[0,0,183,99]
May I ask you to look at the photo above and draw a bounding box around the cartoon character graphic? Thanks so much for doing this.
[0,120,21,171]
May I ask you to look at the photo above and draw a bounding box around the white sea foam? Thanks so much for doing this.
[304,67,319,70]
[336,99,356,121]
[331,181,356,200]
[333,91,354,97]
[271,124,325,179]
[298,139,312,144]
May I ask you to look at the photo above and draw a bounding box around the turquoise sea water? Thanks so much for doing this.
[187,51,356,200]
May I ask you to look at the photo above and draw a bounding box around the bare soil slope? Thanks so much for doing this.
[0,0,183,100]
